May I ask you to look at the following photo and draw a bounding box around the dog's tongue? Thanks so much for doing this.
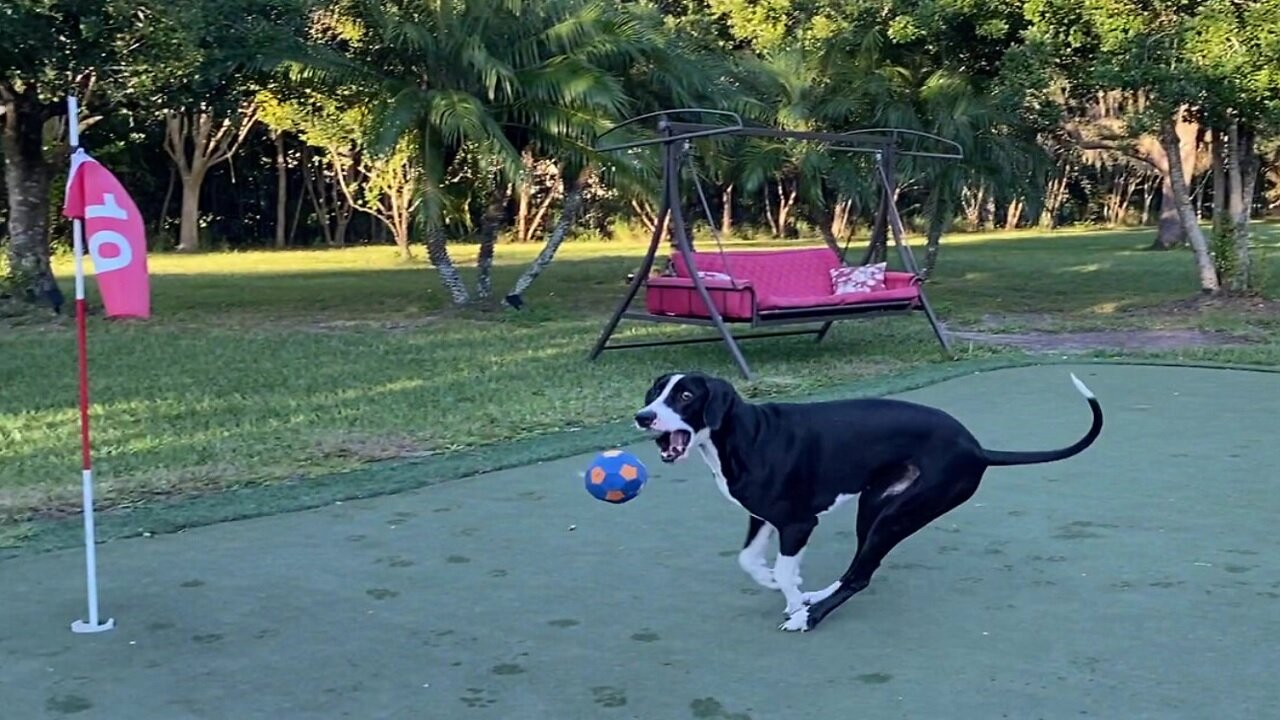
[659,430,691,462]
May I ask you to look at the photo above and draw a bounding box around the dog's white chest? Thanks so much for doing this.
[696,442,745,511]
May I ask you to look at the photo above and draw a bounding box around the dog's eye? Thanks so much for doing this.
[679,391,693,402]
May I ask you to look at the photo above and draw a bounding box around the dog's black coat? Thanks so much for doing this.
[636,371,1103,632]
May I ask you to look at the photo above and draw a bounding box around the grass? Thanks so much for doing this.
[2,224,1279,533]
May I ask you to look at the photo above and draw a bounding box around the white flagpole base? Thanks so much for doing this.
[71,618,115,634]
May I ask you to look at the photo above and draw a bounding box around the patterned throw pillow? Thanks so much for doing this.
[830,262,887,294]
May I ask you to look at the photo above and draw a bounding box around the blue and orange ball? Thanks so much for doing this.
[584,449,648,504]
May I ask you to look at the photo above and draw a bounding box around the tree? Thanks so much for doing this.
[1056,90,1204,250]
[162,103,260,251]
[155,0,307,252]
[0,1,177,305]
[727,45,873,248]
[259,87,420,257]
[286,0,640,306]
[1182,0,1280,291]
[286,0,735,306]
[1025,0,1222,291]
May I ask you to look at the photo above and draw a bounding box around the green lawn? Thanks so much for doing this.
[2,226,1279,528]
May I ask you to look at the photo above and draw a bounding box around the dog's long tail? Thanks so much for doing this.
[980,373,1103,467]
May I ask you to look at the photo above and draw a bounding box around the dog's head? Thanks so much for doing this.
[634,372,739,463]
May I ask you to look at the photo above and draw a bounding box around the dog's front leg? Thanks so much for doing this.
[773,520,817,632]
[738,515,778,589]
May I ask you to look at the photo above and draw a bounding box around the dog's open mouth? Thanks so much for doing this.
[655,430,692,463]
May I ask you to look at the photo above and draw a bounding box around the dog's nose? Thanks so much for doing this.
[634,410,657,429]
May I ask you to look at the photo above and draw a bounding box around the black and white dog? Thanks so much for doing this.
[634,371,1103,633]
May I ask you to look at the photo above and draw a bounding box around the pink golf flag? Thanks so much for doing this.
[63,149,151,319]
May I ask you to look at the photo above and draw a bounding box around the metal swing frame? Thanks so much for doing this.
[587,108,963,380]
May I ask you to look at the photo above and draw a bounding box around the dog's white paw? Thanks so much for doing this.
[778,607,810,632]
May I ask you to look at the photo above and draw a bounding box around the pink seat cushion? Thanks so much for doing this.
[667,247,919,310]
[671,247,838,302]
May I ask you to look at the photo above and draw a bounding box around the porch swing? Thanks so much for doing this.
[587,108,963,380]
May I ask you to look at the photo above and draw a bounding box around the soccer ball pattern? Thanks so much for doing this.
[584,449,648,504]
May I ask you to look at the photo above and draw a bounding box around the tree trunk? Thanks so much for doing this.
[1211,127,1226,235]
[720,184,733,238]
[763,185,779,236]
[475,185,508,300]
[1,84,61,309]
[1265,144,1280,219]
[1141,175,1157,225]
[962,184,984,230]
[1104,168,1134,225]
[1228,120,1256,293]
[863,190,890,265]
[1005,196,1023,230]
[518,151,533,242]
[1039,165,1070,229]
[776,180,797,237]
[300,147,331,246]
[159,165,177,238]
[1240,136,1259,226]
[832,197,853,239]
[1118,172,1138,225]
[274,131,288,249]
[507,180,587,303]
[809,202,842,256]
[527,186,558,244]
[334,203,352,248]
[385,179,414,259]
[923,186,949,278]
[288,162,306,245]
[631,198,658,233]
[1151,176,1185,249]
[177,174,205,252]
[163,108,258,253]
[425,224,470,305]
[1161,117,1218,292]
[1149,117,1198,250]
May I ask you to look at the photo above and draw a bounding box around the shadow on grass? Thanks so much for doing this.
[49,226,1276,326]
[8,228,1278,524]
[0,304,966,522]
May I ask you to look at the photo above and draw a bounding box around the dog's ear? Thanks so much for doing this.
[701,377,738,431]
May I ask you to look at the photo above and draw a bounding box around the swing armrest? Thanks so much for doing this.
[647,276,753,290]
[645,276,757,321]
[882,271,921,288]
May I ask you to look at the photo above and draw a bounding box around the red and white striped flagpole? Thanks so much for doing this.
[67,94,114,635]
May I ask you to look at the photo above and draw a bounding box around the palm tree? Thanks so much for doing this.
[911,68,1049,276]
[505,1,744,304]
[819,31,1048,275]
[726,44,882,251]
[285,0,632,306]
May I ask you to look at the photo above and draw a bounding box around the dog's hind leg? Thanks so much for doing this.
[798,466,921,604]
[797,458,985,632]
[739,515,778,589]
[798,496,881,607]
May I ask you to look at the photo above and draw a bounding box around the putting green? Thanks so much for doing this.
[3,363,1278,719]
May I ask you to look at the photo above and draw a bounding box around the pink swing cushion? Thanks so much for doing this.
[644,247,921,321]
